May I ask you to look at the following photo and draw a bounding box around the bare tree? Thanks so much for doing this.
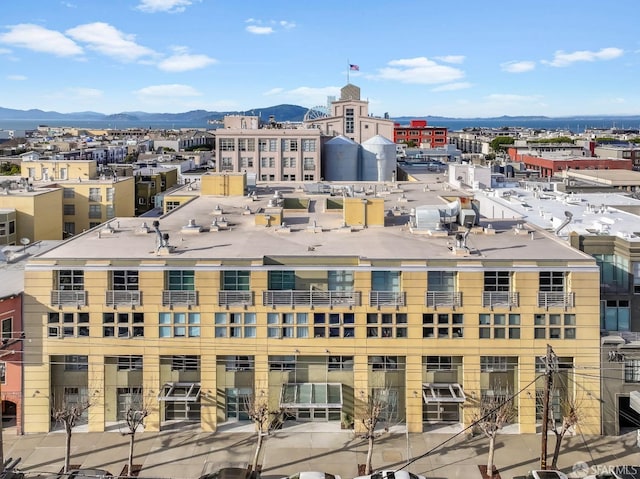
[549,397,581,470]
[121,392,150,478]
[243,393,283,475]
[471,392,516,478]
[52,393,91,473]
[360,388,393,475]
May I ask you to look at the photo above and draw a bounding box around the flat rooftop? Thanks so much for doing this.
[32,176,593,264]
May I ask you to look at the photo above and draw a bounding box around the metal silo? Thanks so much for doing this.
[361,135,397,182]
[323,135,359,181]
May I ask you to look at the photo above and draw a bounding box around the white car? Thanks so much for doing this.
[283,472,342,479]
[354,470,426,479]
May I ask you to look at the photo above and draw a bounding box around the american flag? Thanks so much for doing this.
[349,64,360,71]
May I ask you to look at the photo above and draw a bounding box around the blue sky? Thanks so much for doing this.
[0,0,639,118]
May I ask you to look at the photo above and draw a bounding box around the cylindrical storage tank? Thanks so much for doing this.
[361,135,397,182]
[323,135,359,181]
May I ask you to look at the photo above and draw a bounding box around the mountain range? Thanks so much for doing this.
[1,105,640,125]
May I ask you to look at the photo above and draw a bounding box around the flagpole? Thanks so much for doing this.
[347,59,350,84]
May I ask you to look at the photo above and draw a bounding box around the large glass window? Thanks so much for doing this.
[539,271,565,292]
[167,270,195,290]
[58,270,84,290]
[625,359,640,383]
[428,271,455,291]
[328,270,354,291]
[484,271,510,291]
[267,312,307,338]
[268,271,295,290]
[112,270,139,291]
[159,312,200,338]
[222,271,250,291]
[602,300,630,331]
[215,312,256,338]
[372,271,400,291]
[595,254,629,291]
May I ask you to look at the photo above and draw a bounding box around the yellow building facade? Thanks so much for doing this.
[22,180,602,435]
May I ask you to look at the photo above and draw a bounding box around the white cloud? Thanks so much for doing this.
[0,24,83,57]
[136,0,192,13]
[435,55,465,64]
[262,86,340,107]
[68,87,103,99]
[158,49,217,72]
[501,60,536,73]
[431,82,472,92]
[66,22,156,62]
[544,47,623,67]
[0,48,12,55]
[279,21,296,29]
[7,74,27,81]
[246,25,274,35]
[485,93,543,104]
[135,84,202,97]
[376,57,464,84]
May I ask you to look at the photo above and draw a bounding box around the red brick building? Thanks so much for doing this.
[0,292,23,434]
[394,120,447,147]
[517,154,633,178]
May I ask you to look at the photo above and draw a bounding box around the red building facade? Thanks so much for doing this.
[394,120,448,147]
[518,154,633,178]
[0,292,23,434]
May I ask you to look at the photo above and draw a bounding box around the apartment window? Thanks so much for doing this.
[368,355,403,371]
[63,188,75,198]
[64,355,88,371]
[117,356,142,371]
[269,355,296,371]
[282,157,297,168]
[534,313,577,339]
[225,355,254,371]
[260,157,276,168]
[422,313,464,338]
[328,270,354,291]
[269,139,277,151]
[372,271,400,291]
[215,312,256,338]
[259,139,267,152]
[240,157,254,168]
[88,187,101,202]
[267,312,307,339]
[303,174,315,181]
[428,271,455,291]
[112,270,139,290]
[159,312,200,338]
[166,201,180,212]
[602,300,630,331]
[268,271,295,290]
[222,271,250,291]
[106,205,115,219]
[480,356,509,372]
[484,271,510,291]
[625,359,640,383]
[328,356,354,371]
[303,157,315,171]
[48,312,89,338]
[63,204,75,215]
[594,254,629,291]
[345,108,354,134]
[238,138,255,151]
[88,204,102,219]
[314,312,354,338]
[302,139,316,152]
[0,362,5,383]
[366,313,406,338]
[220,157,233,171]
[171,355,200,371]
[539,271,565,292]
[219,138,235,151]
[106,188,115,202]
[281,139,298,152]
[103,312,144,338]
[425,356,453,371]
[479,313,520,339]
[167,270,195,290]
[1,318,12,341]
[58,270,84,290]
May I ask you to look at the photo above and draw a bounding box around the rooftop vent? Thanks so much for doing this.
[181,218,203,234]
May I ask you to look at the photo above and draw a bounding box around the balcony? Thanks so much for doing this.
[482,291,519,309]
[426,291,462,309]
[369,291,406,308]
[262,290,361,307]
[51,290,87,307]
[106,290,141,307]
[219,291,254,307]
[162,290,198,307]
[537,291,575,309]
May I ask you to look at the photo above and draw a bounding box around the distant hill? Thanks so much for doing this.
[1,105,639,126]
[0,105,310,123]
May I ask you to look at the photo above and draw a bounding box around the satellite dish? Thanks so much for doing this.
[20,237,31,252]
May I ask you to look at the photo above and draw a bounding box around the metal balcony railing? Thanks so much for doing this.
[537,291,574,309]
[482,291,519,309]
[263,290,361,307]
[106,290,141,307]
[51,290,87,307]
[369,291,406,307]
[425,291,462,308]
[219,291,254,306]
[162,290,198,307]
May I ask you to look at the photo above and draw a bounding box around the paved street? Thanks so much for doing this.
[3,423,639,479]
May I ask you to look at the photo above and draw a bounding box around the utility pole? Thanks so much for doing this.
[540,344,555,470]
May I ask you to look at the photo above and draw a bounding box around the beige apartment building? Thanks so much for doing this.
[22,174,601,435]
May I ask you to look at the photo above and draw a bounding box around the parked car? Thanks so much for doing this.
[354,470,426,479]
[282,472,341,479]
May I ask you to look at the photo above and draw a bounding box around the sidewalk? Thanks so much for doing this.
[3,424,639,479]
